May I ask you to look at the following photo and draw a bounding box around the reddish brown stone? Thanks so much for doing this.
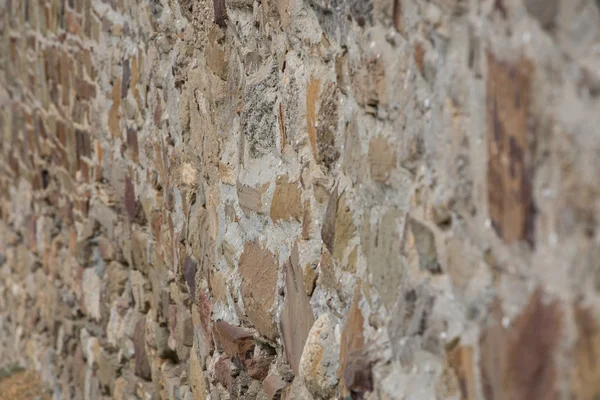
[263,374,288,399]
[214,356,235,392]
[245,355,272,381]
[214,320,254,361]
[479,289,562,400]
[238,241,279,339]
[486,53,535,246]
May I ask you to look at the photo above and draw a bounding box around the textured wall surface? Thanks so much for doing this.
[1,0,600,398]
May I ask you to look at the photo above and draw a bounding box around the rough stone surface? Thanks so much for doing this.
[1,0,600,398]
[299,313,340,399]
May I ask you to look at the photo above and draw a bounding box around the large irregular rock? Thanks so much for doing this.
[299,313,340,399]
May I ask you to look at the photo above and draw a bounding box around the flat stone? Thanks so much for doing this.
[361,209,404,307]
[448,344,476,400]
[190,346,208,400]
[571,304,600,400]
[339,283,365,398]
[368,136,396,183]
[479,290,562,400]
[407,218,441,274]
[134,316,151,380]
[131,270,151,313]
[281,243,314,375]
[237,182,270,215]
[131,230,150,273]
[183,255,197,301]
[97,347,120,394]
[214,356,235,393]
[332,193,356,261]
[238,241,279,339]
[486,54,535,246]
[321,185,338,255]
[105,261,128,305]
[82,268,102,321]
[270,176,303,222]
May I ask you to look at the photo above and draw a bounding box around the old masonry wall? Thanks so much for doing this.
[2,0,600,399]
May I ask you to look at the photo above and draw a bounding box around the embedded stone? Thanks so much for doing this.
[339,283,365,398]
[281,243,314,375]
[213,320,254,360]
[299,313,339,399]
[368,136,396,183]
[263,374,288,399]
[270,176,303,222]
[238,241,279,339]
[237,182,270,215]
[134,317,151,380]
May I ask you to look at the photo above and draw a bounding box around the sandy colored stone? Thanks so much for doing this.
[339,283,365,397]
[190,346,208,400]
[447,344,476,400]
[368,136,396,183]
[299,313,339,399]
[572,305,600,400]
[306,76,320,158]
[238,241,279,339]
[270,175,303,222]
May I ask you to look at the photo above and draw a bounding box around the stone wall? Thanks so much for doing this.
[1,0,600,398]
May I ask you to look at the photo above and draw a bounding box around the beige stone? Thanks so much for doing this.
[299,313,339,399]
[237,182,270,215]
[270,176,303,222]
[368,137,396,183]
[190,347,208,400]
[281,243,314,375]
[238,241,279,339]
